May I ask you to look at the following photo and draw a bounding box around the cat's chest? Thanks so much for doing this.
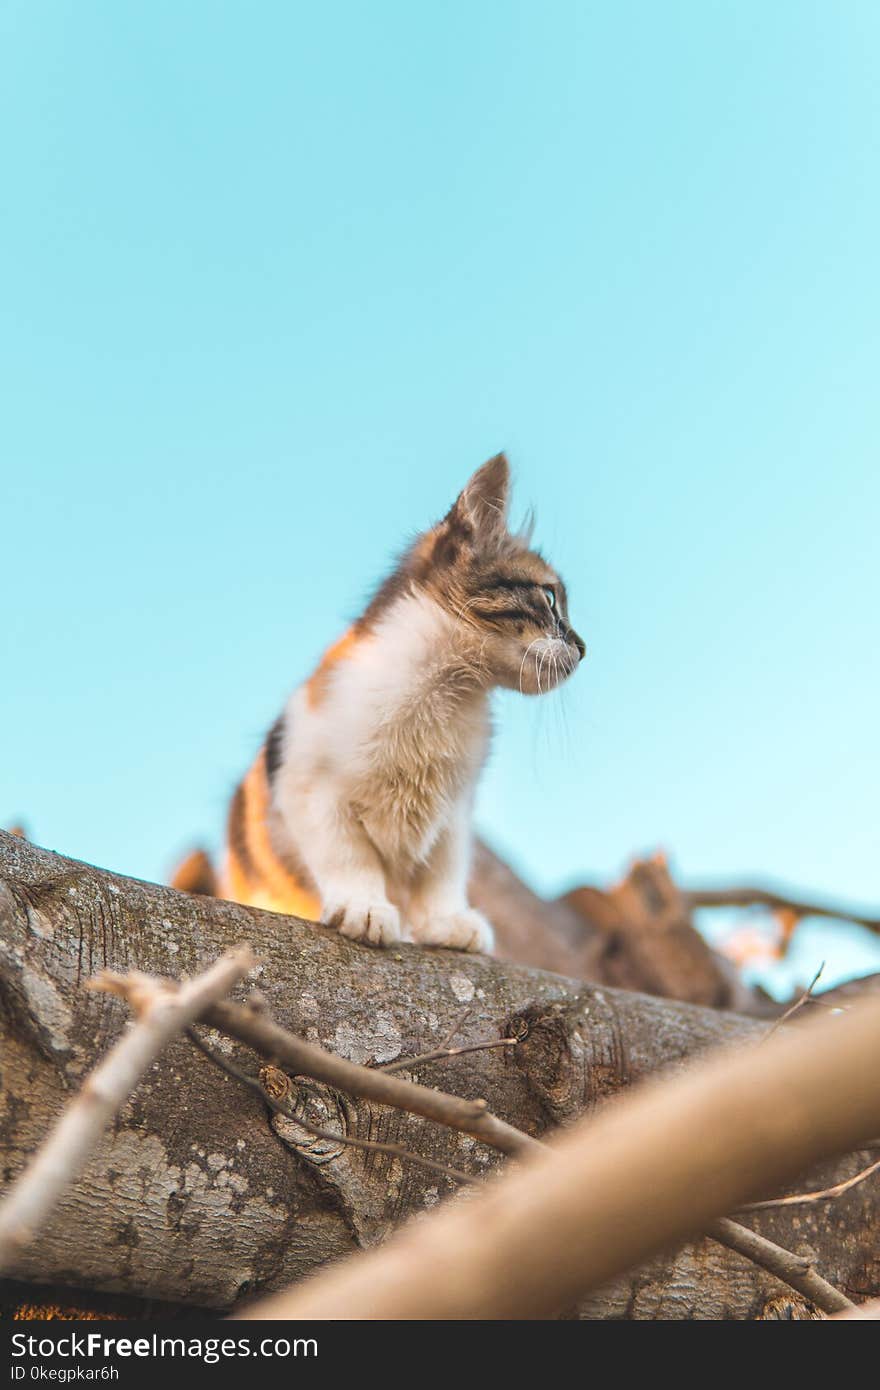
[351,693,488,859]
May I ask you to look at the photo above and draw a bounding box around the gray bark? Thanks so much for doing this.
[1,831,876,1318]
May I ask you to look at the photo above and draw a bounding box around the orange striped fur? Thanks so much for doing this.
[220,746,321,920]
[306,627,360,710]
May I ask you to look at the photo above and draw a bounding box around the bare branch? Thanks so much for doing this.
[708,1218,852,1314]
[740,1155,880,1212]
[0,947,255,1267]
[378,1037,518,1074]
[684,885,880,935]
[203,999,543,1158]
[438,1006,473,1051]
[186,1029,476,1187]
[764,963,825,1040]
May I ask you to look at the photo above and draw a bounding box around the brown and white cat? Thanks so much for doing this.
[220,454,584,952]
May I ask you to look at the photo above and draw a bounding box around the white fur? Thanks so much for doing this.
[271,591,494,952]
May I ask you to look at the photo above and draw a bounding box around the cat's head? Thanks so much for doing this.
[421,454,585,694]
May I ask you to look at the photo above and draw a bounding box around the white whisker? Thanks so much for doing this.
[518,638,543,695]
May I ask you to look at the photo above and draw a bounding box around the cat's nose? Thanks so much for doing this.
[567,629,586,660]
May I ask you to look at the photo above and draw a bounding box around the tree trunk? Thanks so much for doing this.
[0,831,876,1318]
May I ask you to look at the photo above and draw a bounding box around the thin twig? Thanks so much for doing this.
[0,947,255,1267]
[709,1217,853,1313]
[438,1006,472,1051]
[203,999,543,1158]
[684,885,880,936]
[740,1156,880,1212]
[186,1028,476,1187]
[764,963,825,1041]
[379,1037,518,1074]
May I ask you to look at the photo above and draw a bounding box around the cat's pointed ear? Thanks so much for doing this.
[448,453,511,542]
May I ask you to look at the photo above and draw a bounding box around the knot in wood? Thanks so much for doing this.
[268,1076,349,1165]
[508,1015,531,1043]
[259,1064,292,1102]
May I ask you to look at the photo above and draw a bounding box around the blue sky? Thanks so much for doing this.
[2,2,878,994]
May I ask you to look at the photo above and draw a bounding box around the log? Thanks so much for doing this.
[1,831,877,1318]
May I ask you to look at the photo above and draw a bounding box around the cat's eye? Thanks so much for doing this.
[543,586,556,611]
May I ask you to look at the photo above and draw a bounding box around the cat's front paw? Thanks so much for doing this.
[417,909,494,954]
[326,899,402,947]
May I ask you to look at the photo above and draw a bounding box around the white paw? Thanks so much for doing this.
[417,909,494,954]
[326,899,402,947]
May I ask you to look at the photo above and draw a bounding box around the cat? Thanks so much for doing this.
[219,453,584,952]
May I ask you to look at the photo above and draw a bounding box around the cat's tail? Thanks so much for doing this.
[169,847,218,897]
